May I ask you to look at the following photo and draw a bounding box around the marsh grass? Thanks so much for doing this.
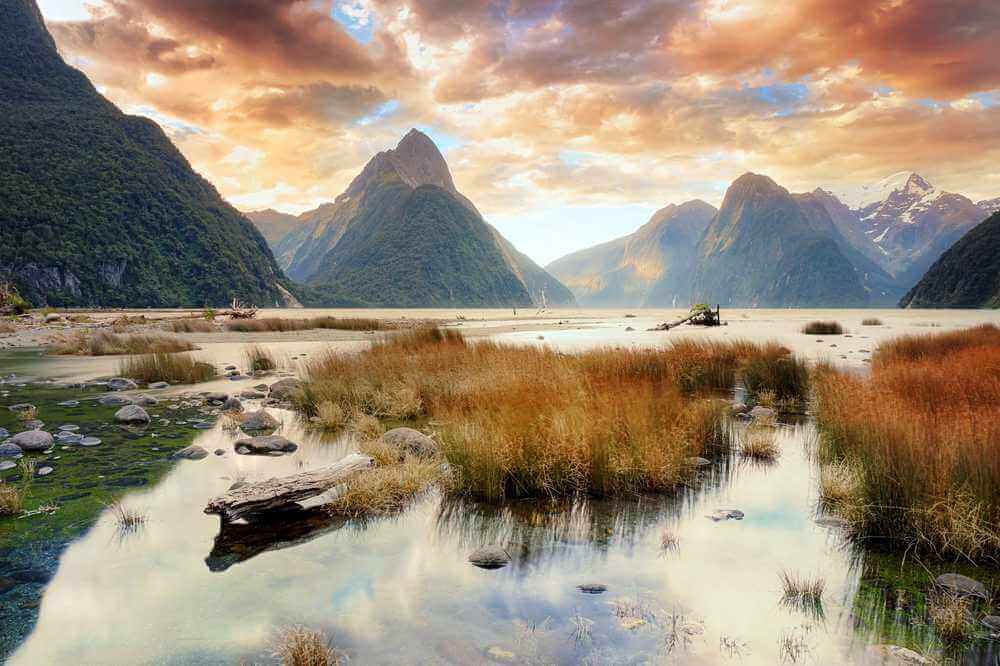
[109,501,146,535]
[928,590,975,643]
[227,316,388,333]
[272,626,343,666]
[739,424,780,461]
[326,457,443,519]
[779,571,825,618]
[299,329,779,501]
[164,318,215,333]
[815,324,1000,562]
[861,318,883,326]
[0,482,24,517]
[739,345,809,408]
[243,344,278,373]
[802,321,843,335]
[119,352,217,385]
[51,331,196,356]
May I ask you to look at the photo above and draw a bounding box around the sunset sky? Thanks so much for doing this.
[37,0,1000,263]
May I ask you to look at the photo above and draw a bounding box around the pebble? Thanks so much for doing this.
[36,466,53,477]
[58,425,79,432]
[57,400,80,407]
[80,437,102,447]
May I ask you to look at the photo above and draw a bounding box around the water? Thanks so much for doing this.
[2,310,999,663]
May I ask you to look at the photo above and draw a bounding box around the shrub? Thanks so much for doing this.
[802,321,843,335]
[814,324,1000,562]
[119,352,217,384]
[0,281,30,315]
[50,331,196,356]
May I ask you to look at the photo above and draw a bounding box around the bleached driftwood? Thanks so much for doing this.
[204,453,374,522]
[650,304,722,331]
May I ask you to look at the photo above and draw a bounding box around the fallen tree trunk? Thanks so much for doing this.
[204,453,374,522]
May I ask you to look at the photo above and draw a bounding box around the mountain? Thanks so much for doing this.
[256,129,574,308]
[0,0,295,307]
[901,212,1000,308]
[979,198,1000,216]
[689,173,872,307]
[245,209,304,247]
[824,173,988,287]
[546,200,717,307]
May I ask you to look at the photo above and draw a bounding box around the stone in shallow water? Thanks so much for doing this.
[577,583,607,594]
[36,466,53,477]
[55,432,82,444]
[115,405,150,424]
[468,546,510,569]
[0,460,16,471]
[7,403,35,413]
[107,377,138,391]
[268,378,302,400]
[9,430,53,452]
[240,410,278,432]
[382,428,438,459]
[707,508,744,522]
[0,443,23,458]
[234,435,297,455]
[99,394,133,407]
[172,445,209,460]
[221,397,243,412]
[148,381,170,390]
[133,395,158,407]
[21,420,44,431]
[80,437,102,447]
[58,424,79,432]
[935,573,988,599]
[57,400,79,407]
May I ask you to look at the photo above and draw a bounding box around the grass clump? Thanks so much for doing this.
[109,501,146,535]
[299,329,789,501]
[272,626,343,666]
[928,590,975,643]
[861,318,883,326]
[779,570,825,617]
[802,321,843,335]
[164,318,215,333]
[0,482,25,517]
[739,344,809,409]
[243,344,278,373]
[739,425,780,461]
[326,456,443,519]
[119,352,217,385]
[51,331,197,356]
[814,324,1000,562]
[227,316,388,333]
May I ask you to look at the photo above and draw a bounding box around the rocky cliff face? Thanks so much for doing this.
[901,211,1000,309]
[260,130,574,308]
[0,0,294,307]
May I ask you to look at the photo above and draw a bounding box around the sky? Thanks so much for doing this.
[37,0,1000,265]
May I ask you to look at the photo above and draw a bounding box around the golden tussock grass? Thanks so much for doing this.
[299,329,790,501]
[118,352,217,385]
[243,344,278,373]
[0,322,15,334]
[0,482,25,517]
[861,318,883,326]
[739,425,780,461]
[802,321,843,335]
[325,455,444,519]
[272,626,343,666]
[815,324,1000,562]
[164,318,215,333]
[51,330,197,356]
[927,590,975,643]
[226,316,388,333]
[779,570,825,618]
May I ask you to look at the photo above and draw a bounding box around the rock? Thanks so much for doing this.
[268,378,302,401]
[0,443,23,458]
[107,377,138,391]
[44,313,62,323]
[148,382,170,390]
[36,466,53,477]
[224,365,237,371]
[80,437,101,447]
[55,432,82,444]
[749,406,775,421]
[0,428,7,439]
[233,435,298,455]
[864,645,930,664]
[935,573,989,600]
[240,390,265,399]
[707,508,744,522]
[21,420,44,431]
[204,392,228,403]
[982,616,1000,633]
[240,410,279,432]
[221,397,243,412]
[730,402,749,415]
[58,425,79,432]
[172,444,209,460]
[99,394,133,407]
[228,375,251,381]
[114,405,150,424]
[0,460,16,471]
[253,384,268,391]
[577,583,607,594]
[133,395,158,407]
[9,430,54,452]
[468,546,510,569]
[382,427,438,458]
[214,448,225,456]
[56,400,79,407]
[7,403,35,413]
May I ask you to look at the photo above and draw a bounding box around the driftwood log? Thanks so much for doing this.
[204,453,374,522]
[650,304,722,331]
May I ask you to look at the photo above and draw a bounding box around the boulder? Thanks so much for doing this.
[982,616,1000,634]
[9,430,53,452]
[382,427,438,458]
[114,405,150,424]
[204,392,228,403]
[234,435,297,455]
[107,377,138,391]
[240,390,265,399]
[172,444,209,460]
[44,313,62,323]
[268,378,302,401]
[468,546,510,569]
[221,397,243,413]
[148,382,170,390]
[133,395,159,407]
[935,573,988,600]
[0,442,24,458]
[99,394,133,407]
[240,410,278,432]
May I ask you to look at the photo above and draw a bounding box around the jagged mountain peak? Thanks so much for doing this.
[339,128,457,203]
[727,172,787,198]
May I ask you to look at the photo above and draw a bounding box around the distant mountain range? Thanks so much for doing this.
[248,130,574,308]
[0,0,296,308]
[548,171,996,308]
[901,212,1000,308]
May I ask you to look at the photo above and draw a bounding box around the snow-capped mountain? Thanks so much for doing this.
[979,197,1000,215]
[819,172,990,287]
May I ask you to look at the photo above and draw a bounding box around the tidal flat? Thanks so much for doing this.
[1,308,999,664]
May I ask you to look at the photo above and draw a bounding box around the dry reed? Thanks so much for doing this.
[802,321,843,335]
[118,352,217,385]
[227,316,388,333]
[164,318,215,333]
[272,626,343,666]
[51,331,196,356]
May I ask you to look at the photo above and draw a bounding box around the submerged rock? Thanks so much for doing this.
[468,546,510,569]
[99,394,133,407]
[148,381,170,390]
[114,405,151,424]
[79,437,102,447]
[133,395,159,407]
[234,435,297,455]
[22,419,44,431]
[0,443,24,458]
[863,645,929,664]
[172,444,209,460]
[7,403,35,413]
[107,377,138,391]
[749,406,775,421]
[382,428,438,459]
[268,378,302,401]
[221,397,243,412]
[577,583,607,594]
[56,400,80,407]
[0,460,16,470]
[935,573,988,599]
[58,424,79,432]
[10,430,53,452]
[240,410,278,432]
[707,508,745,522]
